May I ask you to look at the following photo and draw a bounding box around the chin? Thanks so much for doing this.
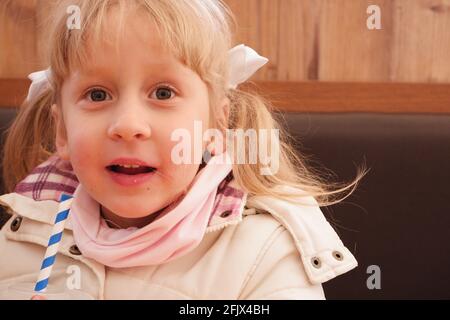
[108,201,166,218]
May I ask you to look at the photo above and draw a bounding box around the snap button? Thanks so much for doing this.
[311,257,322,268]
[69,245,82,256]
[10,216,23,232]
[332,251,344,261]
[220,210,232,218]
[333,251,344,261]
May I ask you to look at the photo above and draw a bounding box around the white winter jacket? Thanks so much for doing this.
[0,186,357,299]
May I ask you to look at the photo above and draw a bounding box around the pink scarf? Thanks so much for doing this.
[69,153,233,268]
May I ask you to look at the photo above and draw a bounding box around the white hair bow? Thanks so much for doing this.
[26,68,52,102]
[227,44,269,89]
[26,44,268,101]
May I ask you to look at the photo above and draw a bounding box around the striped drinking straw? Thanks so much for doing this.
[34,193,74,293]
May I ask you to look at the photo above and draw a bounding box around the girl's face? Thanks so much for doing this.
[53,11,228,222]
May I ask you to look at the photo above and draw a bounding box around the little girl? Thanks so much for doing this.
[0,0,363,300]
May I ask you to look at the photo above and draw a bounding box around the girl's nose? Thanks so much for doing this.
[107,112,152,141]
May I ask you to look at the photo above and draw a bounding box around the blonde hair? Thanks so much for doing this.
[2,0,365,206]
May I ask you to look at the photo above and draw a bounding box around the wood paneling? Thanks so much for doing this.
[2,0,450,82]
[225,0,450,83]
[0,0,38,78]
[391,0,450,82]
[318,0,394,81]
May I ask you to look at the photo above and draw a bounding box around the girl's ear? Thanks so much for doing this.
[51,104,70,161]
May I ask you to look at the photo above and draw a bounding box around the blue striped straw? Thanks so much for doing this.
[34,193,74,293]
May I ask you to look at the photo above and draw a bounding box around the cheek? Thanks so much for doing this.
[65,128,102,169]
[164,163,199,196]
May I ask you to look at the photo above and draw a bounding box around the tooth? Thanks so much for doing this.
[117,164,142,168]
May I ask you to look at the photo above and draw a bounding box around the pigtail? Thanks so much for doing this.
[1,89,56,193]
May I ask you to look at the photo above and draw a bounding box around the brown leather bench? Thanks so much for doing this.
[1,107,450,299]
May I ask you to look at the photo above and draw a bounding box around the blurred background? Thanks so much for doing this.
[1,0,450,299]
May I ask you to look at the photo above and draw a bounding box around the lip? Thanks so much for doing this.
[107,169,156,187]
[106,157,157,187]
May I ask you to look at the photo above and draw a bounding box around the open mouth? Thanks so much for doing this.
[106,164,156,175]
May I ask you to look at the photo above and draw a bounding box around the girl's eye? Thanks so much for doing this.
[151,86,175,100]
[86,88,111,102]
[83,86,174,102]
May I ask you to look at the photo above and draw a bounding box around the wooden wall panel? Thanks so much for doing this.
[277,0,315,80]
[1,0,450,82]
[319,0,394,82]
[224,0,450,83]
[0,0,38,78]
[391,0,450,83]
[35,0,58,68]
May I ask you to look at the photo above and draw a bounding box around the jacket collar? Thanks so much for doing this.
[245,186,358,285]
